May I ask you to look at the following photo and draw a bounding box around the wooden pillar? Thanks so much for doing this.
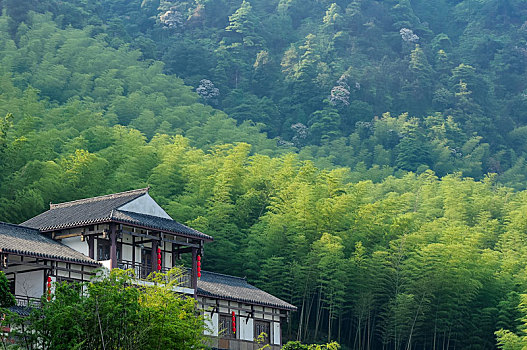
[172,246,177,267]
[151,239,158,273]
[88,236,95,260]
[191,247,198,295]
[110,223,117,269]
[132,235,135,265]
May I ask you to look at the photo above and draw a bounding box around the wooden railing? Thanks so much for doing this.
[117,260,192,288]
[14,295,42,308]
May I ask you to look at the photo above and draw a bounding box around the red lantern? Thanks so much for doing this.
[232,311,236,334]
[157,247,162,271]
[197,255,201,279]
[47,276,52,301]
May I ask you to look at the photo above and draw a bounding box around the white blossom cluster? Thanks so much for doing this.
[329,74,351,106]
[160,9,184,28]
[196,79,220,100]
[291,123,308,145]
[400,28,419,43]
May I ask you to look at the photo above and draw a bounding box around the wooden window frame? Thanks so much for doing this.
[254,320,271,344]
[219,314,236,339]
[97,239,121,261]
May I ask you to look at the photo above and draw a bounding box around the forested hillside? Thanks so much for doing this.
[1,0,527,349]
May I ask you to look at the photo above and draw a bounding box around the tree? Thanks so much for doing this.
[496,294,527,350]
[0,271,15,308]
[11,268,206,350]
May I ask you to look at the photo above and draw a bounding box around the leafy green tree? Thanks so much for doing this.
[12,268,206,350]
[0,271,15,308]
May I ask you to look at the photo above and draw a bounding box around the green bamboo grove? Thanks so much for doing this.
[1,1,527,348]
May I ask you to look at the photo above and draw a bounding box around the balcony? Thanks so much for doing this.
[117,259,192,288]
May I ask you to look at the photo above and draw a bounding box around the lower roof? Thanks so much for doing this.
[0,222,99,266]
[197,271,296,311]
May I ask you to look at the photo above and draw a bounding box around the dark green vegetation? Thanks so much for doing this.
[0,1,527,349]
[2,269,206,350]
[2,0,527,185]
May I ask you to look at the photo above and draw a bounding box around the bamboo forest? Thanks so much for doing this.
[1,0,527,349]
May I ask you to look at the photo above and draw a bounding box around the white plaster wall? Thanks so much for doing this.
[94,238,99,260]
[118,194,172,219]
[240,318,254,341]
[122,244,133,261]
[164,242,172,269]
[15,270,44,298]
[204,312,218,336]
[101,260,112,270]
[273,321,281,345]
[62,237,89,256]
[135,246,142,264]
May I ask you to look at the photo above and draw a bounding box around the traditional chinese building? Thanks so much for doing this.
[0,222,98,311]
[3,188,296,349]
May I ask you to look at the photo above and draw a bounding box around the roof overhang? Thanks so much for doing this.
[38,218,213,243]
[0,248,101,267]
[197,290,297,312]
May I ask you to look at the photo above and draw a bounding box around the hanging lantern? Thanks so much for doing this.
[157,247,162,271]
[47,276,52,301]
[197,255,201,278]
[231,311,236,334]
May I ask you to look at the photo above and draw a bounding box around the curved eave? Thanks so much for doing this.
[197,290,297,312]
[35,217,112,233]
[110,218,214,242]
[37,218,213,242]
[0,248,101,267]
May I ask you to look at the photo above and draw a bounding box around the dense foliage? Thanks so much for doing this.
[5,269,206,350]
[0,271,15,308]
[2,0,527,185]
[495,294,527,350]
[0,1,527,349]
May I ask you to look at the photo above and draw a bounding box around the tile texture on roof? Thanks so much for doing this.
[112,210,213,240]
[8,305,32,317]
[21,189,212,240]
[0,222,98,265]
[197,271,296,311]
[22,188,149,231]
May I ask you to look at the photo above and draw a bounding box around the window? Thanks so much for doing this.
[97,239,121,261]
[219,315,236,339]
[254,320,270,344]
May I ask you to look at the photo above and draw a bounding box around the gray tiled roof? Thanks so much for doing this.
[21,189,212,241]
[197,271,296,311]
[8,305,32,317]
[112,210,213,241]
[22,188,150,231]
[0,222,99,266]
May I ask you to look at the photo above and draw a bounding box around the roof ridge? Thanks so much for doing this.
[0,221,39,232]
[201,270,248,282]
[50,188,149,209]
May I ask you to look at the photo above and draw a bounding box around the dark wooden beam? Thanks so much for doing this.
[191,247,197,296]
[113,220,212,242]
[110,223,117,269]
[54,231,104,240]
[176,247,193,255]
[132,235,135,266]
[88,235,95,259]
[4,267,46,275]
[120,229,200,248]
[151,240,158,273]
